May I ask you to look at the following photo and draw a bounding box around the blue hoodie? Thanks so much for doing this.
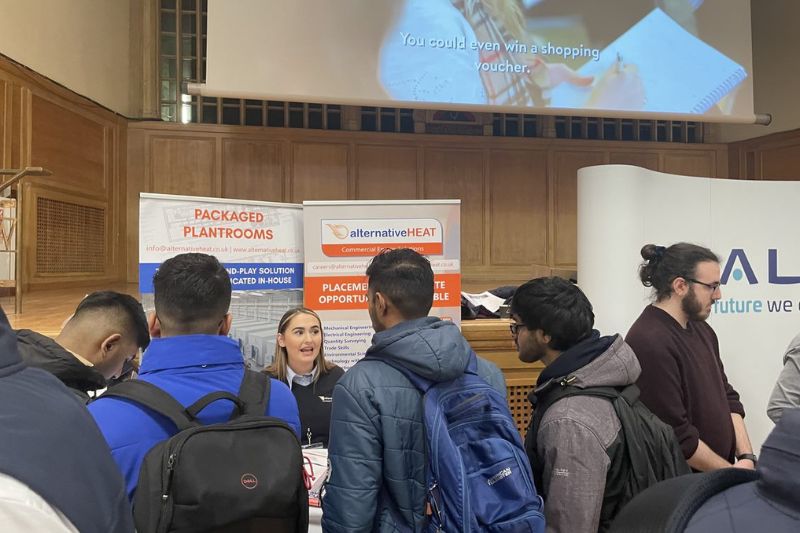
[322,317,506,532]
[0,307,134,532]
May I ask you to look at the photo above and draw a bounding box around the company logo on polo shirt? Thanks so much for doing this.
[241,473,258,490]
[321,218,443,257]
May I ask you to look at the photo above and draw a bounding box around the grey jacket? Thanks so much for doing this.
[321,317,506,533]
[534,335,641,533]
[766,332,800,422]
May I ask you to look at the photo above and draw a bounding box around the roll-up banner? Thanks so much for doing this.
[303,200,461,369]
[577,165,800,450]
[139,193,304,369]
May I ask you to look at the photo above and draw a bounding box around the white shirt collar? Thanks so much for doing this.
[286,365,317,389]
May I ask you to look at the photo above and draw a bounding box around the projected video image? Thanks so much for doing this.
[206,0,752,119]
[378,0,748,115]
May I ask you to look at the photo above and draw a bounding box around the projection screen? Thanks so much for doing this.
[201,0,755,122]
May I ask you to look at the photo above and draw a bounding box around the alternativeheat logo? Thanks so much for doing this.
[240,473,258,490]
[325,223,350,240]
[321,218,443,257]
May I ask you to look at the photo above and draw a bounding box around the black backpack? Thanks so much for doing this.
[104,370,308,533]
[609,468,760,533]
[527,381,691,530]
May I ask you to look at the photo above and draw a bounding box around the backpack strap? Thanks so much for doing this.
[185,391,246,419]
[527,379,626,493]
[609,468,759,533]
[236,370,271,417]
[186,370,269,420]
[101,380,197,431]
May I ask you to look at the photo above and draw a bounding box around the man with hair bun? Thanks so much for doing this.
[626,242,755,472]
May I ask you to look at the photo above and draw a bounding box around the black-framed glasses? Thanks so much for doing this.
[509,323,524,336]
[686,278,721,292]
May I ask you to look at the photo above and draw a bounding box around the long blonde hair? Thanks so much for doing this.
[264,307,335,384]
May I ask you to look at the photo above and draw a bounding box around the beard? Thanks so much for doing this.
[682,287,710,321]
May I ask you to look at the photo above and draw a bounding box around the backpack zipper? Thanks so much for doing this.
[156,453,177,533]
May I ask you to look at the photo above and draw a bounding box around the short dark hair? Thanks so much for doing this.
[153,253,231,333]
[366,248,434,319]
[73,291,150,349]
[639,243,719,301]
[510,277,594,351]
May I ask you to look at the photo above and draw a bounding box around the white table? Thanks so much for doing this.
[309,506,323,533]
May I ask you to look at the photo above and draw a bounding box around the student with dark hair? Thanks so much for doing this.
[16,290,150,402]
[323,248,506,532]
[626,243,755,472]
[510,276,687,532]
[89,253,300,499]
[265,307,343,447]
[0,305,134,533]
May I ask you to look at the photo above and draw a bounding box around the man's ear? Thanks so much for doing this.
[374,291,388,317]
[148,311,162,338]
[219,313,233,336]
[100,333,122,360]
[534,329,552,347]
[672,276,690,297]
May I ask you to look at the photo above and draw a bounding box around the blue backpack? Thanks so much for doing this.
[384,351,545,532]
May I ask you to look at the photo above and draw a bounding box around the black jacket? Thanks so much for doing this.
[16,329,106,403]
[0,309,134,532]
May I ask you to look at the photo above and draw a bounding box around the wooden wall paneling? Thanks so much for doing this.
[661,150,715,177]
[149,136,216,197]
[728,128,800,181]
[552,151,606,268]
[126,128,145,281]
[113,118,127,280]
[221,139,284,202]
[30,95,107,196]
[290,142,349,202]
[609,151,659,170]
[24,186,113,286]
[489,149,548,266]
[423,148,485,266]
[759,141,800,180]
[355,144,418,200]
[0,80,7,167]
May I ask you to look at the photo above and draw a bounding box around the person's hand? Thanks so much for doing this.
[732,458,756,470]
[585,62,645,110]
[530,57,594,89]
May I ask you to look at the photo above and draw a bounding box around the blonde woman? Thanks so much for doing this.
[265,307,343,447]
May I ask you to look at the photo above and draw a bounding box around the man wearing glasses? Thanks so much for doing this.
[626,242,756,472]
[508,276,684,532]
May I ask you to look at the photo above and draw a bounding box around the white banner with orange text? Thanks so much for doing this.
[577,165,800,451]
[303,200,461,369]
[139,193,304,369]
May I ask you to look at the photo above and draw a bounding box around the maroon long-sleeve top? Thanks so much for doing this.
[625,305,745,462]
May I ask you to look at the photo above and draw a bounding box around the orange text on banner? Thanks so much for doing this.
[304,273,461,311]
[321,242,443,257]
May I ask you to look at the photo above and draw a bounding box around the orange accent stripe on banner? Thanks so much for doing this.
[304,273,461,311]
[322,242,443,257]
